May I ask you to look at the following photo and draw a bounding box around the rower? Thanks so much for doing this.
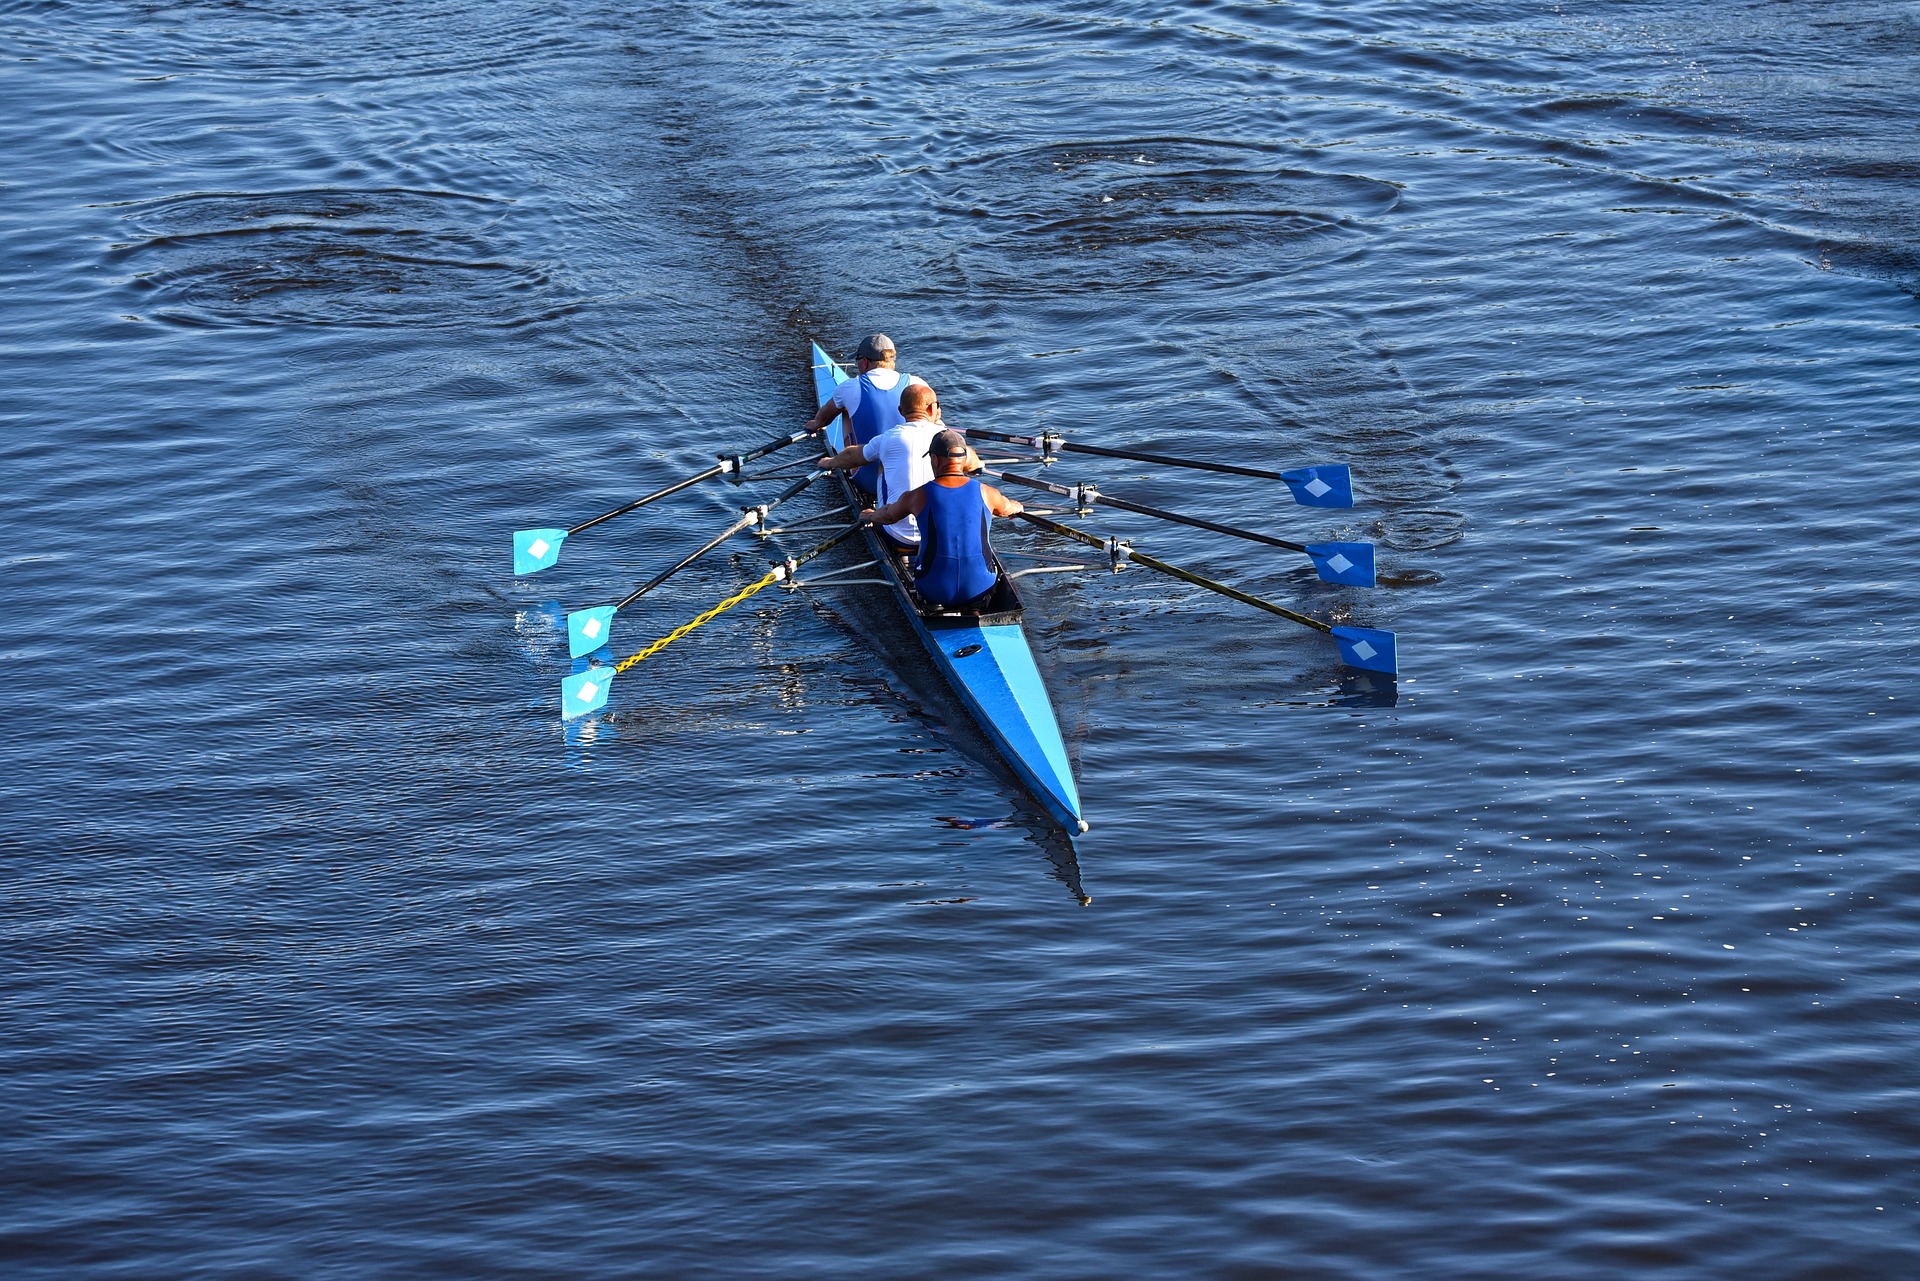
[802,333,927,493]
[861,429,1024,610]
[818,384,980,554]
[817,381,939,553]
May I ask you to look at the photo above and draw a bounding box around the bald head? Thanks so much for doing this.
[899,382,938,420]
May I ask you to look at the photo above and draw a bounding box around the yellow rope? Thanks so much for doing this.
[612,569,780,673]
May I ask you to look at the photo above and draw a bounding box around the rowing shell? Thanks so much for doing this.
[810,343,1086,835]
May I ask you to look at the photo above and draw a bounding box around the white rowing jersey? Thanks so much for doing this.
[864,417,948,544]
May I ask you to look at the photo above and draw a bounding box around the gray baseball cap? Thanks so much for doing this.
[927,429,970,458]
[852,333,896,361]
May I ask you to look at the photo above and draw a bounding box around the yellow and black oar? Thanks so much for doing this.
[561,521,863,718]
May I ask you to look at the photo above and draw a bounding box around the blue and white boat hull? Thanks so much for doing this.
[810,342,1084,834]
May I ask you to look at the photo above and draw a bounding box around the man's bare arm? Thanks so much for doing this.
[817,441,869,471]
[804,400,847,435]
[864,487,928,528]
[980,483,1024,518]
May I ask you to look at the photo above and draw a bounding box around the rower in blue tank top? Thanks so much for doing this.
[815,383,983,552]
[801,333,927,494]
[860,429,1025,609]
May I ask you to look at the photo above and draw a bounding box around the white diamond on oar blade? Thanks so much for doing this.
[528,538,551,558]
[582,617,603,638]
[1305,477,1332,498]
[577,680,599,701]
[1350,640,1377,660]
[1326,553,1354,574]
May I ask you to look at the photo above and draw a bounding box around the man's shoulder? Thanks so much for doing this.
[891,420,943,443]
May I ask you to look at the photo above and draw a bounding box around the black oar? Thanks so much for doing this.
[966,427,1353,507]
[566,473,817,657]
[1016,512,1397,675]
[988,469,1375,587]
[513,428,812,575]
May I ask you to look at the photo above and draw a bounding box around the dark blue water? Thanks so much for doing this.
[5,1,1918,1275]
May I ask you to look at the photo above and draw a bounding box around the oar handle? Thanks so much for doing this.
[734,428,813,467]
[1014,510,1104,550]
[967,427,1043,448]
[990,468,1072,498]
[967,427,1296,483]
[1015,512,1330,635]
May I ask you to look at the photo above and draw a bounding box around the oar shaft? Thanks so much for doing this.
[987,467,1068,497]
[1062,440,1293,481]
[741,428,812,465]
[967,427,1295,482]
[616,513,754,609]
[571,463,722,535]
[569,429,808,535]
[1016,512,1331,634]
[1126,548,1328,633]
[992,469,1308,554]
[1092,491,1307,554]
[613,471,816,610]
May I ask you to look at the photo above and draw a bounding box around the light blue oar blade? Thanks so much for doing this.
[811,341,849,451]
[567,605,618,658]
[561,666,615,718]
[1305,541,1375,587]
[514,527,569,575]
[1280,465,1353,509]
[1330,625,1397,675]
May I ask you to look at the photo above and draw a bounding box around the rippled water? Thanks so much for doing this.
[5,1,1918,1275]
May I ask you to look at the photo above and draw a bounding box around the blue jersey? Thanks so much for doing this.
[845,369,911,494]
[912,478,999,607]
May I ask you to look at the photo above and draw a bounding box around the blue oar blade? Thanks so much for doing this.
[567,605,618,658]
[1305,541,1375,587]
[561,666,615,718]
[1330,625,1397,675]
[514,527,569,576]
[1280,465,1353,508]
